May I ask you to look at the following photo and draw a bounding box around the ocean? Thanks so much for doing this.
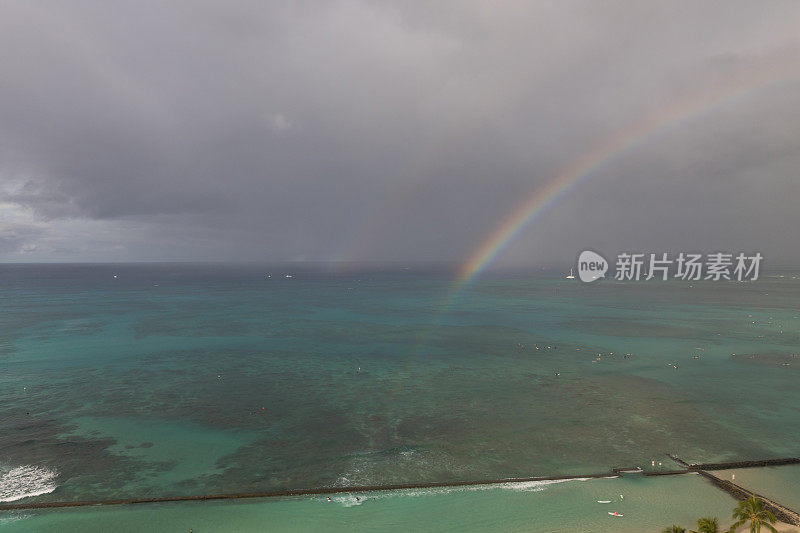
[1,263,799,531]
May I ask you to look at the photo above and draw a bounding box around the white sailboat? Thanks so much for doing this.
[566,268,575,279]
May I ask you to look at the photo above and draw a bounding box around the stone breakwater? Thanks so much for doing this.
[693,458,800,471]
[0,472,613,511]
[2,455,799,518]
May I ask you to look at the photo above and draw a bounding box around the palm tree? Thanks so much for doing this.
[728,496,778,533]
[663,527,686,533]
[692,517,719,533]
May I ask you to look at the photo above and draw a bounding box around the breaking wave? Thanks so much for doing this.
[325,477,591,506]
[0,465,58,502]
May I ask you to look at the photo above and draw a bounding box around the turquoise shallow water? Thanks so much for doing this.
[2,264,800,530]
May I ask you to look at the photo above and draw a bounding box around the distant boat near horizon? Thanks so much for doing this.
[566,268,575,279]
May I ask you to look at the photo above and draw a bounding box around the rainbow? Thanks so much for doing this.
[459,57,800,282]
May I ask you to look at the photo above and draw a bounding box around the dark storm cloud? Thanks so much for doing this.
[1,1,799,264]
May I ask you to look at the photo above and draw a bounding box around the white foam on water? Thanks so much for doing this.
[0,465,58,502]
[0,514,31,526]
[335,494,365,507]
[483,477,591,493]
[325,477,591,506]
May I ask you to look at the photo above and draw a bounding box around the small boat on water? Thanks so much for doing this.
[608,511,623,517]
[613,466,644,477]
[566,268,575,279]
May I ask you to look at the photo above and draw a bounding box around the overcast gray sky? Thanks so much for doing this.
[1,1,799,267]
